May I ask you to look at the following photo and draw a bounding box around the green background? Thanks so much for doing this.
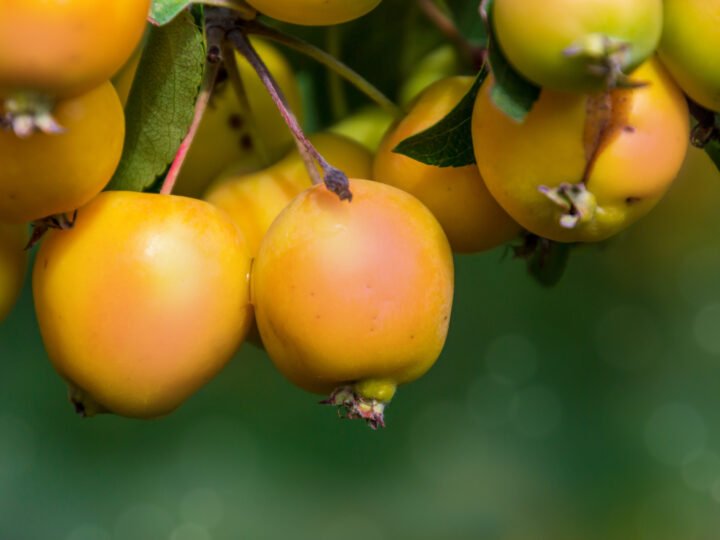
[3,1,720,538]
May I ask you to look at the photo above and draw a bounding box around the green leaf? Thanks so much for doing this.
[444,0,488,45]
[511,234,573,287]
[484,0,540,122]
[706,140,720,172]
[149,0,192,26]
[393,68,487,168]
[108,11,205,192]
[527,240,573,287]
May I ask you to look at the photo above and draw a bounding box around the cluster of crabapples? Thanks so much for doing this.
[0,0,717,428]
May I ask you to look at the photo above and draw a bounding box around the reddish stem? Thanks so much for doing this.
[160,32,223,195]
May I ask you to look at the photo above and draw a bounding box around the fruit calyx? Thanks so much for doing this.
[67,383,107,418]
[321,379,397,430]
[26,211,78,250]
[563,34,644,90]
[1,93,64,138]
[539,182,597,229]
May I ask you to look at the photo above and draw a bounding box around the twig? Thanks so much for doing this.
[228,28,353,200]
[244,20,401,119]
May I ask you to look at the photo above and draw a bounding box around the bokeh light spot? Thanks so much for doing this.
[644,403,707,467]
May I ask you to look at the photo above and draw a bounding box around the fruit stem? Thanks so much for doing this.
[229,28,353,200]
[243,20,401,119]
[160,24,224,195]
[418,0,486,71]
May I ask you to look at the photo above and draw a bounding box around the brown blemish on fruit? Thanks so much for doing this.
[228,114,244,130]
[240,134,253,151]
[582,89,634,184]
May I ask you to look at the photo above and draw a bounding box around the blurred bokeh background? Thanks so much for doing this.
[3,1,720,539]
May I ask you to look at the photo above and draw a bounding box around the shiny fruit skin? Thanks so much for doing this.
[175,39,303,198]
[33,192,253,418]
[0,223,27,322]
[0,0,150,99]
[252,179,454,395]
[374,76,521,253]
[472,58,689,243]
[246,0,381,26]
[492,0,662,92]
[205,133,373,256]
[0,81,124,224]
[658,0,720,112]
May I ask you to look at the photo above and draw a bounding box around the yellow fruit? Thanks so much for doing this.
[659,0,720,112]
[328,106,395,152]
[492,0,663,91]
[0,0,149,98]
[245,0,381,26]
[33,191,253,418]
[472,58,689,242]
[252,179,453,427]
[0,81,124,224]
[205,133,373,256]
[375,76,521,253]
[399,45,462,107]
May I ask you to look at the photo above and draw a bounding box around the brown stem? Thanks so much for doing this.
[228,28,352,200]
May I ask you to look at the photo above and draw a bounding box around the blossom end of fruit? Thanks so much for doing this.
[320,385,387,430]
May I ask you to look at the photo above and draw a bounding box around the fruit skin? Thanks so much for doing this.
[658,0,720,112]
[0,223,27,323]
[492,0,663,92]
[252,179,454,397]
[374,76,521,253]
[0,81,124,224]
[112,46,143,108]
[175,39,303,198]
[205,133,373,256]
[472,58,689,243]
[33,191,253,418]
[328,106,394,152]
[0,0,150,99]
[398,45,462,107]
[245,0,381,26]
